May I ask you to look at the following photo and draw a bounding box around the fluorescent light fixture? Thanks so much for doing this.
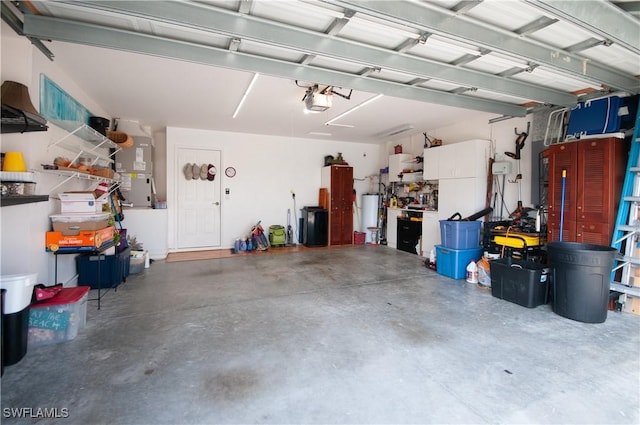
[232,73,259,118]
[379,124,414,137]
[324,94,383,126]
[325,123,355,128]
[308,131,332,136]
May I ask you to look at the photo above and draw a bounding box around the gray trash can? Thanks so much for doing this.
[547,242,617,323]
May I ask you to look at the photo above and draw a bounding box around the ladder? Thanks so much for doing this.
[611,96,640,299]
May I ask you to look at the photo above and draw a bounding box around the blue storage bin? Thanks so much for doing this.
[439,220,481,249]
[75,247,130,289]
[566,95,636,139]
[435,245,483,279]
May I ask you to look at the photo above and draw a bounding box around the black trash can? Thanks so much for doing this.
[1,273,37,367]
[1,288,5,377]
[547,242,617,323]
[301,207,328,247]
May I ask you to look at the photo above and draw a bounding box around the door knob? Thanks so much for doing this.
[214,201,220,206]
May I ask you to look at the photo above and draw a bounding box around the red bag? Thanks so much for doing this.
[33,283,63,303]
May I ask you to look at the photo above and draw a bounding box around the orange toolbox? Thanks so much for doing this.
[46,226,115,252]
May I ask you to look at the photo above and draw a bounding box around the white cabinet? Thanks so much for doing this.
[438,177,487,221]
[386,208,402,248]
[421,211,440,257]
[121,208,168,260]
[389,153,415,182]
[423,148,439,180]
[438,139,489,179]
[423,139,490,248]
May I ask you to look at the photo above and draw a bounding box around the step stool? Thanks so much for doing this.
[367,227,380,245]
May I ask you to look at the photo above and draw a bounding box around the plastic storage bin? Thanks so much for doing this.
[129,251,146,275]
[489,258,549,308]
[435,245,483,279]
[28,286,89,347]
[50,212,110,236]
[566,95,636,139]
[0,273,37,366]
[439,220,481,249]
[76,246,130,289]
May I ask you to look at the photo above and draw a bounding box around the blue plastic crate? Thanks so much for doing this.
[75,247,130,289]
[439,220,481,249]
[566,95,637,139]
[435,245,483,279]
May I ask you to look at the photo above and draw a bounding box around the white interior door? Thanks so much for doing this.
[176,148,221,249]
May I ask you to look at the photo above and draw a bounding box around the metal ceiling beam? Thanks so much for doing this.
[22,14,527,117]
[526,0,640,55]
[451,1,483,15]
[326,0,639,93]
[514,16,559,36]
[565,37,608,54]
[1,2,54,60]
[49,0,575,106]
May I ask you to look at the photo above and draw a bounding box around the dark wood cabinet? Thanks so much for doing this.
[321,165,353,245]
[547,137,627,244]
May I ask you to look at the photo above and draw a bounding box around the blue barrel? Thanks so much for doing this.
[547,242,617,323]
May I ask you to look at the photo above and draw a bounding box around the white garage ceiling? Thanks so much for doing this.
[3,0,639,142]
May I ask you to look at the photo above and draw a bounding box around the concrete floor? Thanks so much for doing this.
[2,245,639,424]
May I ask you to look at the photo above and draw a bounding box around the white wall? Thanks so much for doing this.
[1,21,110,285]
[166,127,384,250]
[386,115,534,219]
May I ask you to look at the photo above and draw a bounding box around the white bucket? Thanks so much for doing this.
[0,273,37,314]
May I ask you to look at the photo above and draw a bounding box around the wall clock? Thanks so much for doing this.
[225,167,236,178]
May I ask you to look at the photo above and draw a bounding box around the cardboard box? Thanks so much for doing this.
[50,212,110,236]
[622,296,640,316]
[46,226,115,252]
[59,192,102,214]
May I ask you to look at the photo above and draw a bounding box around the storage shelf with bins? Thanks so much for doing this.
[48,120,121,166]
[40,169,120,197]
[45,120,121,195]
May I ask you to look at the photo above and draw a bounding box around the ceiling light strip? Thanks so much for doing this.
[324,94,383,126]
[232,73,259,118]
